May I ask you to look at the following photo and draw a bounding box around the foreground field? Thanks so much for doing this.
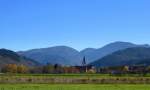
[0,84,149,90]
[1,73,150,78]
[0,74,150,84]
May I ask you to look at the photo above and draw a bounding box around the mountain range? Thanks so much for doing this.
[0,49,39,67]
[80,41,149,63]
[18,46,82,65]
[90,47,150,67]
[17,41,150,66]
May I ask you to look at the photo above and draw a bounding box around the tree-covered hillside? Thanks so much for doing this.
[90,47,150,67]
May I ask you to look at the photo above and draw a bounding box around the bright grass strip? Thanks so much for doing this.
[0,84,150,90]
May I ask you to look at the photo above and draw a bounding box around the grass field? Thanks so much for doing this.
[0,74,149,90]
[0,74,150,84]
[0,84,149,90]
[1,73,150,78]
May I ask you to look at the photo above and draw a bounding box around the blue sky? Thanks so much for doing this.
[0,0,150,51]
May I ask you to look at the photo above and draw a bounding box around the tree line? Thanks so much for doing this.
[1,63,150,75]
[0,63,95,74]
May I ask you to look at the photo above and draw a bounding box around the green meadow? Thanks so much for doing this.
[0,84,149,90]
[0,74,150,84]
[0,74,150,90]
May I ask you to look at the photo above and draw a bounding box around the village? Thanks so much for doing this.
[1,57,150,75]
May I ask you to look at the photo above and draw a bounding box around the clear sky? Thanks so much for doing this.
[0,0,150,51]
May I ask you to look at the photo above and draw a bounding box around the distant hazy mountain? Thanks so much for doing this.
[80,41,149,63]
[18,41,149,65]
[90,47,150,67]
[0,49,39,67]
[18,46,82,65]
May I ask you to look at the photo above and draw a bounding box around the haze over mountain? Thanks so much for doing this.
[0,49,39,67]
[90,47,150,67]
[18,41,149,65]
[80,41,149,63]
[18,46,82,65]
